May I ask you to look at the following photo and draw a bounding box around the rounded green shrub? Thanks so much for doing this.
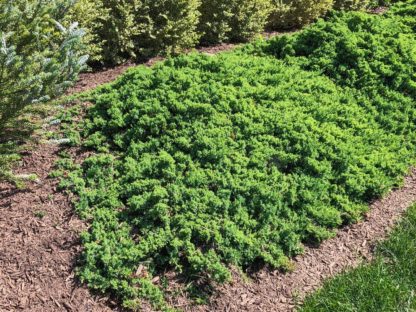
[66,0,201,65]
[65,0,142,64]
[333,0,370,10]
[198,0,272,44]
[136,0,201,57]
[268,0,334,29]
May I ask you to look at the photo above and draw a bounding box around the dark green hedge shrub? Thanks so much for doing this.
[137,0,201,57]
[0,0,86,129]
[268,0,334,29]
[198,0,271,44]
[65,0,141,65]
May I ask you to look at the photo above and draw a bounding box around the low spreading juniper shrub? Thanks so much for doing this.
[261,11,416,96]
[61,52,415,309]
[58,1,416,310]
[385,0,416,31]
[254,7,416,144]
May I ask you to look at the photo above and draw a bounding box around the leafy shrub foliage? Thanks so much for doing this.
[138,0,201,57]
[198,0,271,44]
[0,0,87,129]
[333,0,370,10]
[65,0,139,64]
[63,0,392,64]
[268,0,334,29]
[58,1,416,309]
[66,0,201,65]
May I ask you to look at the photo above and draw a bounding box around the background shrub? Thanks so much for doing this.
[64,0,103,63]
[0,0,87,129]
[66,0,200,65]
[333,0,370,10]
[198,0,272,44]
[64,0,394,64]
[268,0,334,29]
[66,0,146,65]
[136,0,201,57]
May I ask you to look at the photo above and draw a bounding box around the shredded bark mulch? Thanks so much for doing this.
[369,6,389,14]
[0,143,118,311]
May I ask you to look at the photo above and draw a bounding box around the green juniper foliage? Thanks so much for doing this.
[58,0,416,310]
[260,10,416,95]
[0,0,87,130]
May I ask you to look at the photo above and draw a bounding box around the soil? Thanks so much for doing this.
[2,16,414,311]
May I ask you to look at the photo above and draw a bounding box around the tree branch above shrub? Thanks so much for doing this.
[0,0,87,129]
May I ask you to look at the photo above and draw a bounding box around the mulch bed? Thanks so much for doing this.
[0,143,117,311]
[2,19,414,311]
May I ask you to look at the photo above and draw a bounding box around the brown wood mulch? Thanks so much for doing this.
[0,143,117,312]
[1,20,414,311]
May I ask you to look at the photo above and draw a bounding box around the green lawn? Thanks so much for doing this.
[300,204,416,312]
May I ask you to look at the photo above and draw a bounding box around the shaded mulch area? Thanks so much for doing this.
[0,143,117,311]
